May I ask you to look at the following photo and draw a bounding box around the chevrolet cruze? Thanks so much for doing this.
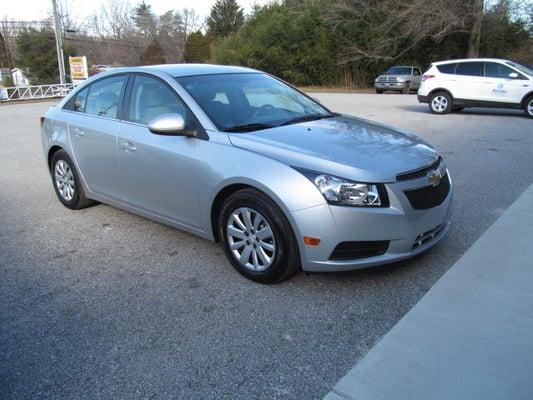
[42,64,452,283]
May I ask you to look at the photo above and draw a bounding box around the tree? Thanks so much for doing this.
[142,38,165,64]
[184,31,211,62]
[207,0,244,38]
[467,0,484,57]
[133,0,157,39]
[15,27,76,84]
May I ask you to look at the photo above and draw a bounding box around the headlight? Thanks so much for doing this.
[314,175,382,206]
[294,168,386,207]
[396,78,405,83]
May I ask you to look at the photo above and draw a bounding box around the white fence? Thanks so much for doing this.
[0,83,76,102]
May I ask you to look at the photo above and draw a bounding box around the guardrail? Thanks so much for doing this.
[0,83,76,102]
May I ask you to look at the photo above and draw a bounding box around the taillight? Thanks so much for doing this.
[422,75,435,81]
[40,116,45,127]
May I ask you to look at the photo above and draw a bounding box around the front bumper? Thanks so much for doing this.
[292,172,453,272]
[375,82,405,90]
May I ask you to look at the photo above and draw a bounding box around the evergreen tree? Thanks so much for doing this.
[142,39,166,64]
[184,31,211,62]
[206,0,244,38]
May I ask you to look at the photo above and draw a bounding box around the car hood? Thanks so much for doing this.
[228,115,438,182]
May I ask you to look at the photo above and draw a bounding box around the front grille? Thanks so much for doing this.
[397,157,442,182]
[412,223,446,250]
[403,173,450,210]
[330,241,389,261]
[377,76,398,83]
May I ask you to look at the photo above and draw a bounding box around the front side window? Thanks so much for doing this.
[484,62,516,79]
[127,75,190,126]
[85,75,127,119]
[413,68,421,76]
[455,62,483,77]
[176,73,331,131]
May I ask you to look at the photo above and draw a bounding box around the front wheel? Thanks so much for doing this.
[401,83,410,94]
[524,96,533,119]
[375,89,383,94]
[219,188,300,284]
[429,92,452,114]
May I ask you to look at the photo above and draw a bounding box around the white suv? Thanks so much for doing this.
[418,58,533,118]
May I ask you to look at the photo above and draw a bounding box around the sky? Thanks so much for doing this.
[1,0,273,23]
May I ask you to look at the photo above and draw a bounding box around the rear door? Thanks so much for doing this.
[116,74,202,228]
[481,62,528,104]
[453,62,484,101]
[65,74,127,200]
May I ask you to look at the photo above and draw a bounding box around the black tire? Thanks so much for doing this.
[524,96,533,119]
[375,89,383,94]
[429,91,453,114]
[401,83,410,94]
[50,149,95,210]
[218,188,300,284]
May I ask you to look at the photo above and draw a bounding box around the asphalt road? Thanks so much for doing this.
[1,94,532,400]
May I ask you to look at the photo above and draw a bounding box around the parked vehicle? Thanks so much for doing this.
[374,66,422,94]
[418,58,533,118]
[42,64,452,283]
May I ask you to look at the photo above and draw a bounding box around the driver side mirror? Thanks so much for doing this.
[508,72,519,79]
[148,113,195,137]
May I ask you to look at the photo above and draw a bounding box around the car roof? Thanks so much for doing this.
[433,58,512,65]
[102,63,260,77]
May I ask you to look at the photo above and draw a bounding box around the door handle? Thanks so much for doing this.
[120,141,136,152]
[72,127,84,137]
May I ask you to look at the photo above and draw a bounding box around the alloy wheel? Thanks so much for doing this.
[431,95,448,113]
[54,159,75,201]
[528,99,533,116]
[226,207,276,272]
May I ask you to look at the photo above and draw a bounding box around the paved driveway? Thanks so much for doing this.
[1,95,532,399]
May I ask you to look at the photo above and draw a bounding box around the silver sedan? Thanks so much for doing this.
[41,64,452,283]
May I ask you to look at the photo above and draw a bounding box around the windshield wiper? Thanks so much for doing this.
[222,123,275,132]
[277,113,336,127]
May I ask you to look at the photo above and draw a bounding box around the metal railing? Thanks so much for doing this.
[0,83,76,102]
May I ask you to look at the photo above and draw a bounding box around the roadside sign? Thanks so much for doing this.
[69,56,89,83]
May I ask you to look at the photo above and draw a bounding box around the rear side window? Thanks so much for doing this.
[437,63,457,74]
[85,75,127,119]
[455,62,483,77]
[484,62,517,79]
[64,87,88,112]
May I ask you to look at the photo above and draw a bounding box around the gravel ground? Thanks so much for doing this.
[1,94,532,400]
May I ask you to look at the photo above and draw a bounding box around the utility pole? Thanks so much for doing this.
[51,0,66,84]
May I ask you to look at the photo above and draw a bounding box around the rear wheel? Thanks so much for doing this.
[50,149,95,209]
[219,188,300,284]
[524,96,533,119]
[429,92,452,114]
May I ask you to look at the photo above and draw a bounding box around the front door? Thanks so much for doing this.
[117,74,202,228]
[481,62,529,104]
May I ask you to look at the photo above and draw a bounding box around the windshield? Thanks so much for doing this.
[176,73,332,132]
[505,61,533,77]
[384,67,412,75]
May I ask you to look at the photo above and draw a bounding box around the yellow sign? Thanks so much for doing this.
[69,56,88,82]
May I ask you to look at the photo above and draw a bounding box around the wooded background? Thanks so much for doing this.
[1,0,531,86]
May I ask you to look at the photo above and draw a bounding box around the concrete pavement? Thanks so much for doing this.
[325,183,533,400]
